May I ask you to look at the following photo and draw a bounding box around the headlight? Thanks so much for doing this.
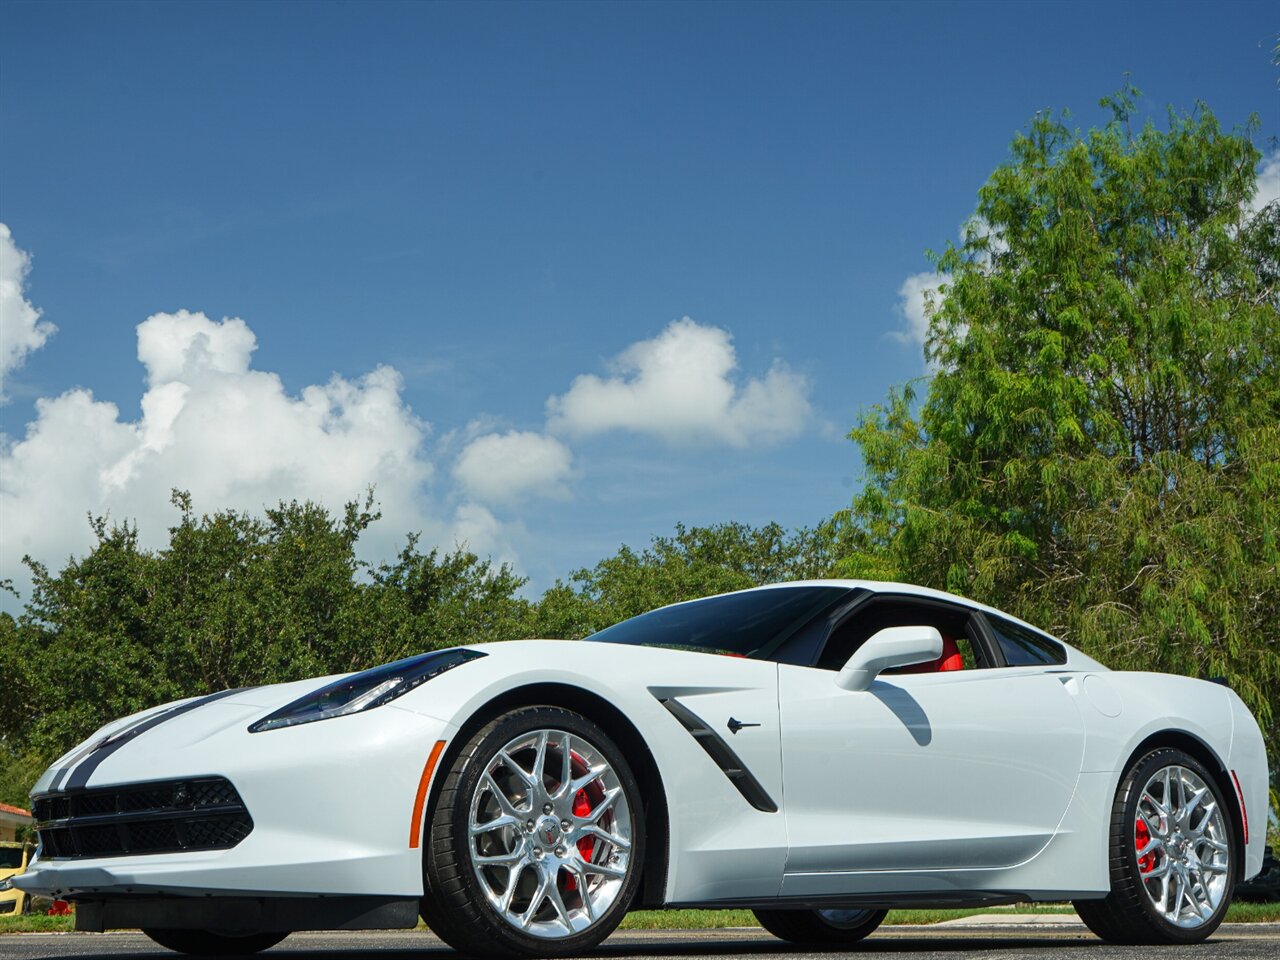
[248,648,485,733]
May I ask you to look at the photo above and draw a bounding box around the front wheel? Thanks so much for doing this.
[1074,747,1235,944]
[753,907,887,944]
[421,706,645,958]
[142,929,288,955]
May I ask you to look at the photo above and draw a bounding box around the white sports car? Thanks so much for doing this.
[14,580,1269,956]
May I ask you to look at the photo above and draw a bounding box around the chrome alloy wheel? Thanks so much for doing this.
[1134,764,1230,928]
[467,728,633,939]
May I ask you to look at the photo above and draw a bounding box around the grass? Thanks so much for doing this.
[0,914,76,933]
[1223,901,1280,922]
[3,901,1278,935]
[619,909,758,929]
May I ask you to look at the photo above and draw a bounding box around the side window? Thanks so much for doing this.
[816,597,983,671]
[987,614,1067,666]
[883,632,977,675]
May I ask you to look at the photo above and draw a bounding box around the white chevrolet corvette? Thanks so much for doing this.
[14,581,1269,956]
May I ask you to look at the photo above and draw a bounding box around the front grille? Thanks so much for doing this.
[34,777,253,860]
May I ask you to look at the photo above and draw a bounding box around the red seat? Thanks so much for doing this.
[898,632,964,673]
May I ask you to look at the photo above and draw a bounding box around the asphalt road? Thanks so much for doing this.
[3,926,1280,960]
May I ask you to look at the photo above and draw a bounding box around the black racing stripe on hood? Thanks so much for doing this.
[48,739,110,793]
[61,688,251,791]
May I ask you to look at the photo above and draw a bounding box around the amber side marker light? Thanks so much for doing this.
[410,740,447,849]
[1230,770,1249,845]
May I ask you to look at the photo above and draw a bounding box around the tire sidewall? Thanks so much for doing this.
[813,908,888,941]
[439,706,646,955]
[753,907,887,945]
[1118,749,1235,942]
[142,929,288,956]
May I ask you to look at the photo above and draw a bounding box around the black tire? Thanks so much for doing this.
[421,706,646,958]
[1073,747,1236,944]
[752,907,887,945]
[142,929,288,955]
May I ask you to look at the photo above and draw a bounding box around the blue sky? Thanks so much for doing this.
[1,0,1276,602]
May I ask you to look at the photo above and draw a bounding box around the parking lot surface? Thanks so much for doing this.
[3,925,1280,960]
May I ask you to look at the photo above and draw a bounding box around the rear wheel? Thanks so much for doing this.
[142,929,288,955]
[752,907,887,944]
[422,707,644,957]
[1074,748,1235,944]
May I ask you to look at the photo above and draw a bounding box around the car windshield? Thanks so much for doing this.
[0,846,24,868]
[585,586,852,659]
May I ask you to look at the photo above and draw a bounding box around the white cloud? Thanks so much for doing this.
[453,430,573,506]
[1251,151,1280,213]
[888,272,945,347]
[0,223,57,399]
[0,307,521,599]
[137,309,258,385]
[545,317,811,447]
[450,501,522,570]
[0,233,823,601]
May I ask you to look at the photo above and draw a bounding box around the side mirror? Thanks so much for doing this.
[835,626,943,692]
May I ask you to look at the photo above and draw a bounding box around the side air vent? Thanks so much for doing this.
[657,697,778,813]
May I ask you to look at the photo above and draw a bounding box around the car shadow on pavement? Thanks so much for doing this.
[15,940,1104,959]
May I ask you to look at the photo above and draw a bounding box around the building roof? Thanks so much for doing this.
[0,802,33,821]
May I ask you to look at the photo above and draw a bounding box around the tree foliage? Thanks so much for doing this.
[832,89,1280,785]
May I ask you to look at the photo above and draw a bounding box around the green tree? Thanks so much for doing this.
[832,90,1279,793]
[351,533,534,667]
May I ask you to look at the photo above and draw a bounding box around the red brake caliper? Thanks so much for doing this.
[563,750,604,893]
[1135,817,1155,873]
[574,787,596,861]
